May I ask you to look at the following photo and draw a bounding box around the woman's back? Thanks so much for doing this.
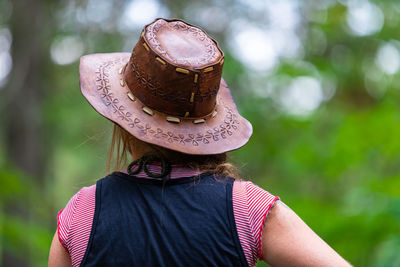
[57,165,279,267]
[81,173,246,266]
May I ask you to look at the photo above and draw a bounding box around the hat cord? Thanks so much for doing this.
[127,155,171,180]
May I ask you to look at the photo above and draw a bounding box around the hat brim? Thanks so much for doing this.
[79,52,252,155]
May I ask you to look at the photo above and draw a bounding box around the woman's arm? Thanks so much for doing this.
[261,201,351,267]
[48,232,72,267]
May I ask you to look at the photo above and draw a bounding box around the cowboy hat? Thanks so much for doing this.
[79,18,252,155]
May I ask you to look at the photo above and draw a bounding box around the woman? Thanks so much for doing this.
[49,18,351,267]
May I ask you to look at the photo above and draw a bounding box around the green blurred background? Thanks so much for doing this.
[1,0,400,266]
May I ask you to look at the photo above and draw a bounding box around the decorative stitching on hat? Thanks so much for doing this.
[155,57,166,65]
[175,68,190,74]
[127,92,135,101]
[142,43,150,51]
[193,119,205,124]
[189,92,195,103]
[203,67,213,73]
[129,57,189,103]
[129,56,219,104]
[142,106,154,116]
[96,59,240,146]
[166,116,180,123]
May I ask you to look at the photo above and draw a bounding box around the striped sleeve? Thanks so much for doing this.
[57,185,96,267]
[232,181,280,266]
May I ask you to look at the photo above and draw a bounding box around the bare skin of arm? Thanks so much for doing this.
[261,201,352,267]
[48,232,71,267]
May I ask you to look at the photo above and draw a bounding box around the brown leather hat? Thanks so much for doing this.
[79,18,252,155]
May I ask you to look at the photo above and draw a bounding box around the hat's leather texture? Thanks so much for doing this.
[124,19,223,118]
[79,18,252,155]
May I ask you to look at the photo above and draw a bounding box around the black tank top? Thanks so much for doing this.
[80,172,248,267]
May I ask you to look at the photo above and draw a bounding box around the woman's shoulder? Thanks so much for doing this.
[233,180,277,199]
[59,184,96,217]
[69,184,97,205]
[233,179,279,217]
[58,184,96,221]
[232,180,280,265]
[58,184,96,253]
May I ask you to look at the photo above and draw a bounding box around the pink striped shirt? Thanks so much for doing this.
[58,167,279,267]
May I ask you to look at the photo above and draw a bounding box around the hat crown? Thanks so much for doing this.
[123,18,225,118]
[145,19,222,69]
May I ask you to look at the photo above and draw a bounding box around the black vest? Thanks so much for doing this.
[80,172,248,267]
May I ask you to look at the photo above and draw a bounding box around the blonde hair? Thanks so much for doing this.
[106,124,240,178]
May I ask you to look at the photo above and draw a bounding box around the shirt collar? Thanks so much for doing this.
[121,163,202,179]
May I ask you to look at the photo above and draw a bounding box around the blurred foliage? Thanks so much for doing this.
[1,0,400,266]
